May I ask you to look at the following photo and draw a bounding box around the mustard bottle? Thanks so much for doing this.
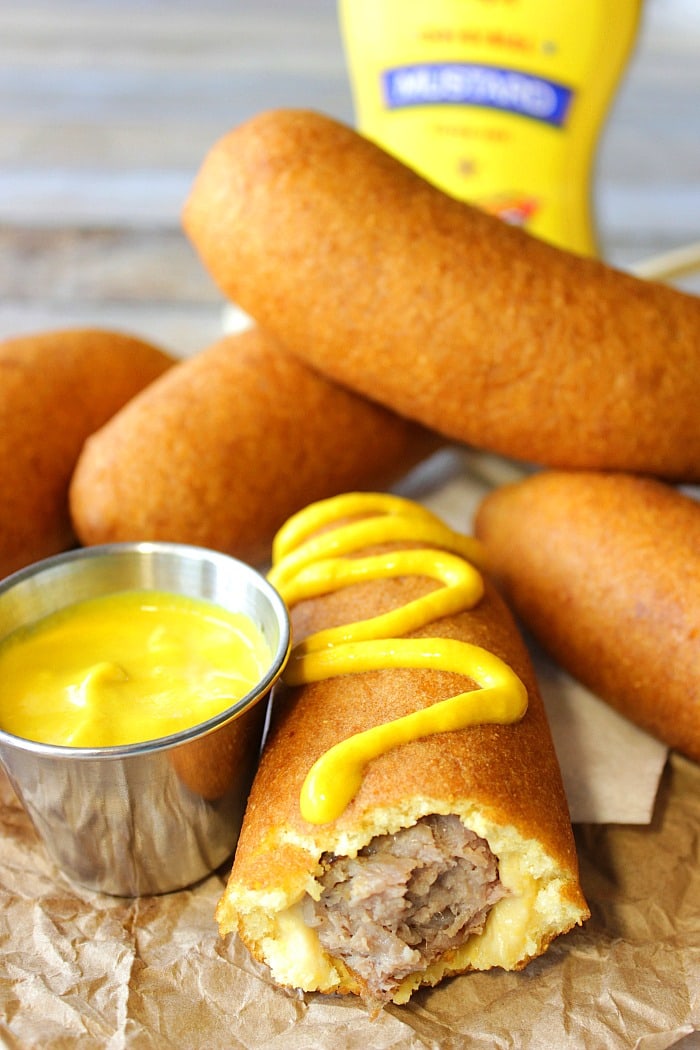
[338,0,642,257]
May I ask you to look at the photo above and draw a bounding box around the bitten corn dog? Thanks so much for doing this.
[217,493,588,1009]
[184,108,700,481]
[0,328,174,579]
[69,327,436,566]
[474,470,700,762]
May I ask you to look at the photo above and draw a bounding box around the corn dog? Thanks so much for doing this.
[0,328,174,579]
[69,328,437,566]
[183,108,700,481]
[474,470,700,762]
[217,493,588,1009]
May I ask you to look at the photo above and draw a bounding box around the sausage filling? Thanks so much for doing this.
[303,814,505,1001]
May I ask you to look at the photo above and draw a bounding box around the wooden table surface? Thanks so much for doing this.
[1,0,699,356]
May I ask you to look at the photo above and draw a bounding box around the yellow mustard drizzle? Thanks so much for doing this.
[268,493,528,825]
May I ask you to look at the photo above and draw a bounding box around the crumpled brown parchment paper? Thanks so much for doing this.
[1,754,699,1049]
[1,450,698,1048]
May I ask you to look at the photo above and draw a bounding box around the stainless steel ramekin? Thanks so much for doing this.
[0,542,290,896]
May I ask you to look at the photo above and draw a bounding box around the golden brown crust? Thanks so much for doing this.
[0,328,174,579]
[474,470,700,761]
[221,526,588,1002]
[233,575,580,888]
[69,328,436,566]
[183,108,700,481]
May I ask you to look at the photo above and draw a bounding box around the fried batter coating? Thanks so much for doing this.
[69,328,436,565]
[475,470,700,761]
[184,108,700,481]
[0,328,174,578]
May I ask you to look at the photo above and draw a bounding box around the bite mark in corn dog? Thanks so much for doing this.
[217,493,588,1009]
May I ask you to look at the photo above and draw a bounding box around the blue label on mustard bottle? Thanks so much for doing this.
[338,0,642,257]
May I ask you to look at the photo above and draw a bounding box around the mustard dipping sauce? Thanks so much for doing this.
[0,590,272,748]
[268,493,528,824]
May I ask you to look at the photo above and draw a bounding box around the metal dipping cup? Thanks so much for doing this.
[0,542,290,896]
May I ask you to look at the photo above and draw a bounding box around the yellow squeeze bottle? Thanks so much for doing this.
[338,0,642,256]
